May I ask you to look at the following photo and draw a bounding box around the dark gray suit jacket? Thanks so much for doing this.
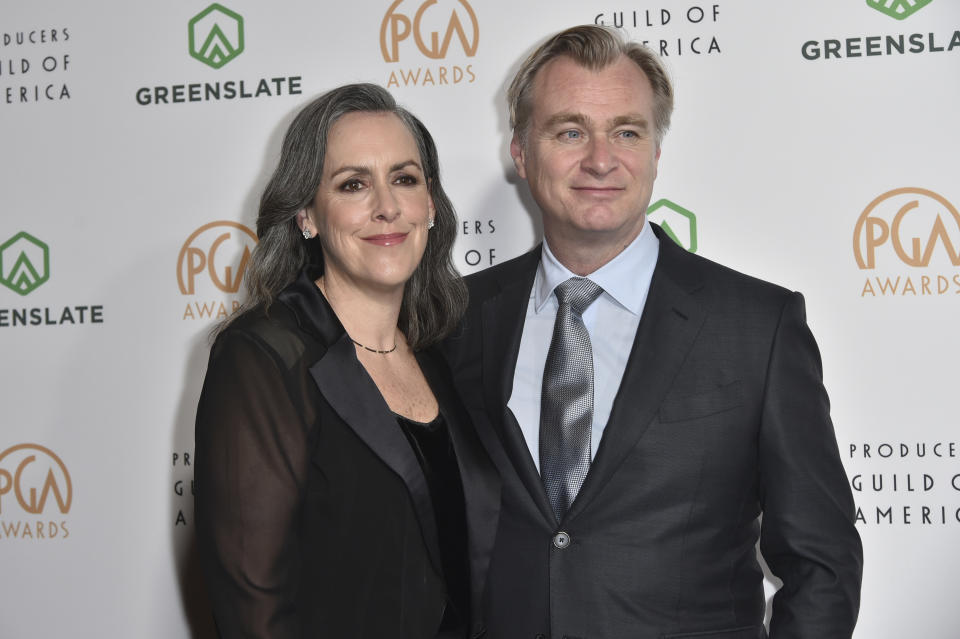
[444,224,862,639]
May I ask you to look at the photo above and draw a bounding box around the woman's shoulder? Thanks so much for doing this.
[214,301,319,371]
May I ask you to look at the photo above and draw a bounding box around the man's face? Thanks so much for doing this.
[511,55,660,253]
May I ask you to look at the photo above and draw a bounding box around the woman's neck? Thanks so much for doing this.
[316,273,404,352]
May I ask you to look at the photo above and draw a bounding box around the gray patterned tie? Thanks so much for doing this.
[540,276,604,521]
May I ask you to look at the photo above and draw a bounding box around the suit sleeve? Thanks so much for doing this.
[758,292,863,639]
[195,330,308,638]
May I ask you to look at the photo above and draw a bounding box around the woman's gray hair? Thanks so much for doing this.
[236,83,466,349]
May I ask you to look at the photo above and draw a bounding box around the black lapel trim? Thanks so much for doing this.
[281,268,444,574]
[418,348,500,636]
[309,338,443,574]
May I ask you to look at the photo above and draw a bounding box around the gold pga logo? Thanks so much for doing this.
[0,443,72,540]
[177,220,257,320]
[381,0,478,88]
[854,188,960,297]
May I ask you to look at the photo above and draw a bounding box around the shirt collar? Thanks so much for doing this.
[534,220,659,316]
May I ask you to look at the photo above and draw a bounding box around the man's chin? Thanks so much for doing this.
[569,212,645,237]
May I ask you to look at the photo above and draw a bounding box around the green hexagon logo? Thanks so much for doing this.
[189,4,244,69]
[0,232,50,296]
[866,0,933,20]
[647,198,697,253]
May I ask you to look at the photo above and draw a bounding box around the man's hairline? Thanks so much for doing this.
[513,53,663,151]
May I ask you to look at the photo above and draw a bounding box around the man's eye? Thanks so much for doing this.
[560,130,582,140]
[618,130,639,139]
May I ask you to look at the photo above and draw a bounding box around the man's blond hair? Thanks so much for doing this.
[508,25,674,147]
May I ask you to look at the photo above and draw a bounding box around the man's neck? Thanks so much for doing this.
[544,223,645,276]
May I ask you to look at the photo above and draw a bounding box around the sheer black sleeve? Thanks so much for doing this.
[195,329,310,638]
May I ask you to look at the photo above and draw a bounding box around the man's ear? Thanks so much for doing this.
[509,133,527,179]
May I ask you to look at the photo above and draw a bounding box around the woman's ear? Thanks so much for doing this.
[297,209,316,238]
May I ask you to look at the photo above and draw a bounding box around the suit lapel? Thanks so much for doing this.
[480,250,559,525]
[281,270,443,574]
[418,348,500,629]
[310,337,443,573]
[565,228,707,522]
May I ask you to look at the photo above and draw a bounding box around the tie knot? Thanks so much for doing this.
[555,277,603,315]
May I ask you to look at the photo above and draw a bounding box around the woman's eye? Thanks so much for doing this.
[339,179,364,193]
[394,174,418,186]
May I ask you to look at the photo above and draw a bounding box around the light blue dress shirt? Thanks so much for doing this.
[507,221,660,471]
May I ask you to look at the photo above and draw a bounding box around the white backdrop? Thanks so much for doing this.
[2,1,959,637]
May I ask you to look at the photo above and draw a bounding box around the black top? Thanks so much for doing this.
[195,268,501,639]
[396,412,469,637]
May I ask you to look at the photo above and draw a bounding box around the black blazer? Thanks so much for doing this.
[195,268,500,639]
[444,224,862,639]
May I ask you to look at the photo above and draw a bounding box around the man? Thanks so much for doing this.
[445,25,862,639]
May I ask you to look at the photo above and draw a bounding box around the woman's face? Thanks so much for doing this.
[300,111,434,295]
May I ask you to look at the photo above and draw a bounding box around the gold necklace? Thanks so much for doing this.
[350,338,398,354]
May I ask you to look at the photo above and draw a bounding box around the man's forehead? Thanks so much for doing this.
[535,54,649,86]
[530,56,655,121]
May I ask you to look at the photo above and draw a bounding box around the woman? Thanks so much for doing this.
[195,84,499,639]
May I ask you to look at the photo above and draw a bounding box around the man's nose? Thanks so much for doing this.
[581,136,618,177]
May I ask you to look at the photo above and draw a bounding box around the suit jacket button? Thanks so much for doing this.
[552,531,571,549]
[535,635,546,639]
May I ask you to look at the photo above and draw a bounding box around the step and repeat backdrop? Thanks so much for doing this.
[2,1,958,636]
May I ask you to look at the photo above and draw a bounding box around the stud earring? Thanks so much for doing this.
[302,229,312,240]
[427,218,435,230]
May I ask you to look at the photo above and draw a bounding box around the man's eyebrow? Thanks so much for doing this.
[611,115,651,131]
[543,112,589,129]
[542,112,652,132]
